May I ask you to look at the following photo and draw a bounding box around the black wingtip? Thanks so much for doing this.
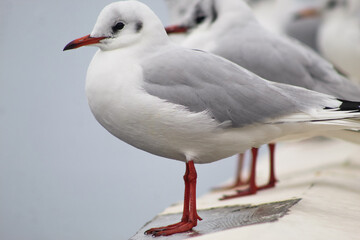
[338,99,360,111]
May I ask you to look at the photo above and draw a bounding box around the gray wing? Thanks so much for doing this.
[212,23,360,101]
[141,47,335,128]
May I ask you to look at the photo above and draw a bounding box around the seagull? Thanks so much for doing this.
[317,0,360,83]
[165,0,360,199]
[64,1,360,236]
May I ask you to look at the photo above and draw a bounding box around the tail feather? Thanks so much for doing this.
[272,99,360,125]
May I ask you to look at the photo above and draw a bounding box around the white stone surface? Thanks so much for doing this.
[160,138,360,239]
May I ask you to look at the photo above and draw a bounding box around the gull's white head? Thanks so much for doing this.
[64,1,167,51]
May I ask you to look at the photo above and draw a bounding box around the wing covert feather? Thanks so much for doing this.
[141,47,336,127]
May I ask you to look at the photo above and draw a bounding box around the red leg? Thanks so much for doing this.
[188,161,202,222]
[212,152,249,191]
[145,161,202,237]
[220,148,259,200]
[236,153,247,185]
[258,143,278,190]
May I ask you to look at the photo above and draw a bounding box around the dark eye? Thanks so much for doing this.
[195,15,206,24]
[112,22,125,33]
[194,5,206,25]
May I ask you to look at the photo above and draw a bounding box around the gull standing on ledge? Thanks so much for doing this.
[64,1,360,236]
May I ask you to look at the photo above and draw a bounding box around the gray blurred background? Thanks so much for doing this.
[0,0,239,239]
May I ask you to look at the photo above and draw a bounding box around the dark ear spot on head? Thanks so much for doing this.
[326,0,337,9]
[136,21,143,32]
[211,0,218,22]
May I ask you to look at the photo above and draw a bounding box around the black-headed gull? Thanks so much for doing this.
[166,0,360,199]
[64,1,360,236]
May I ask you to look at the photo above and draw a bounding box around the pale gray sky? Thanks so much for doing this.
[0,0,239,239]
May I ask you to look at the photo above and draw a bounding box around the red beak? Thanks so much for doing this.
[63,34,107,51]
[165,25,188,34]
[294,8,320,20]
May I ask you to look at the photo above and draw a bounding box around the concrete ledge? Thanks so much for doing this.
[131,199,300,239]
[130,138,360,239]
